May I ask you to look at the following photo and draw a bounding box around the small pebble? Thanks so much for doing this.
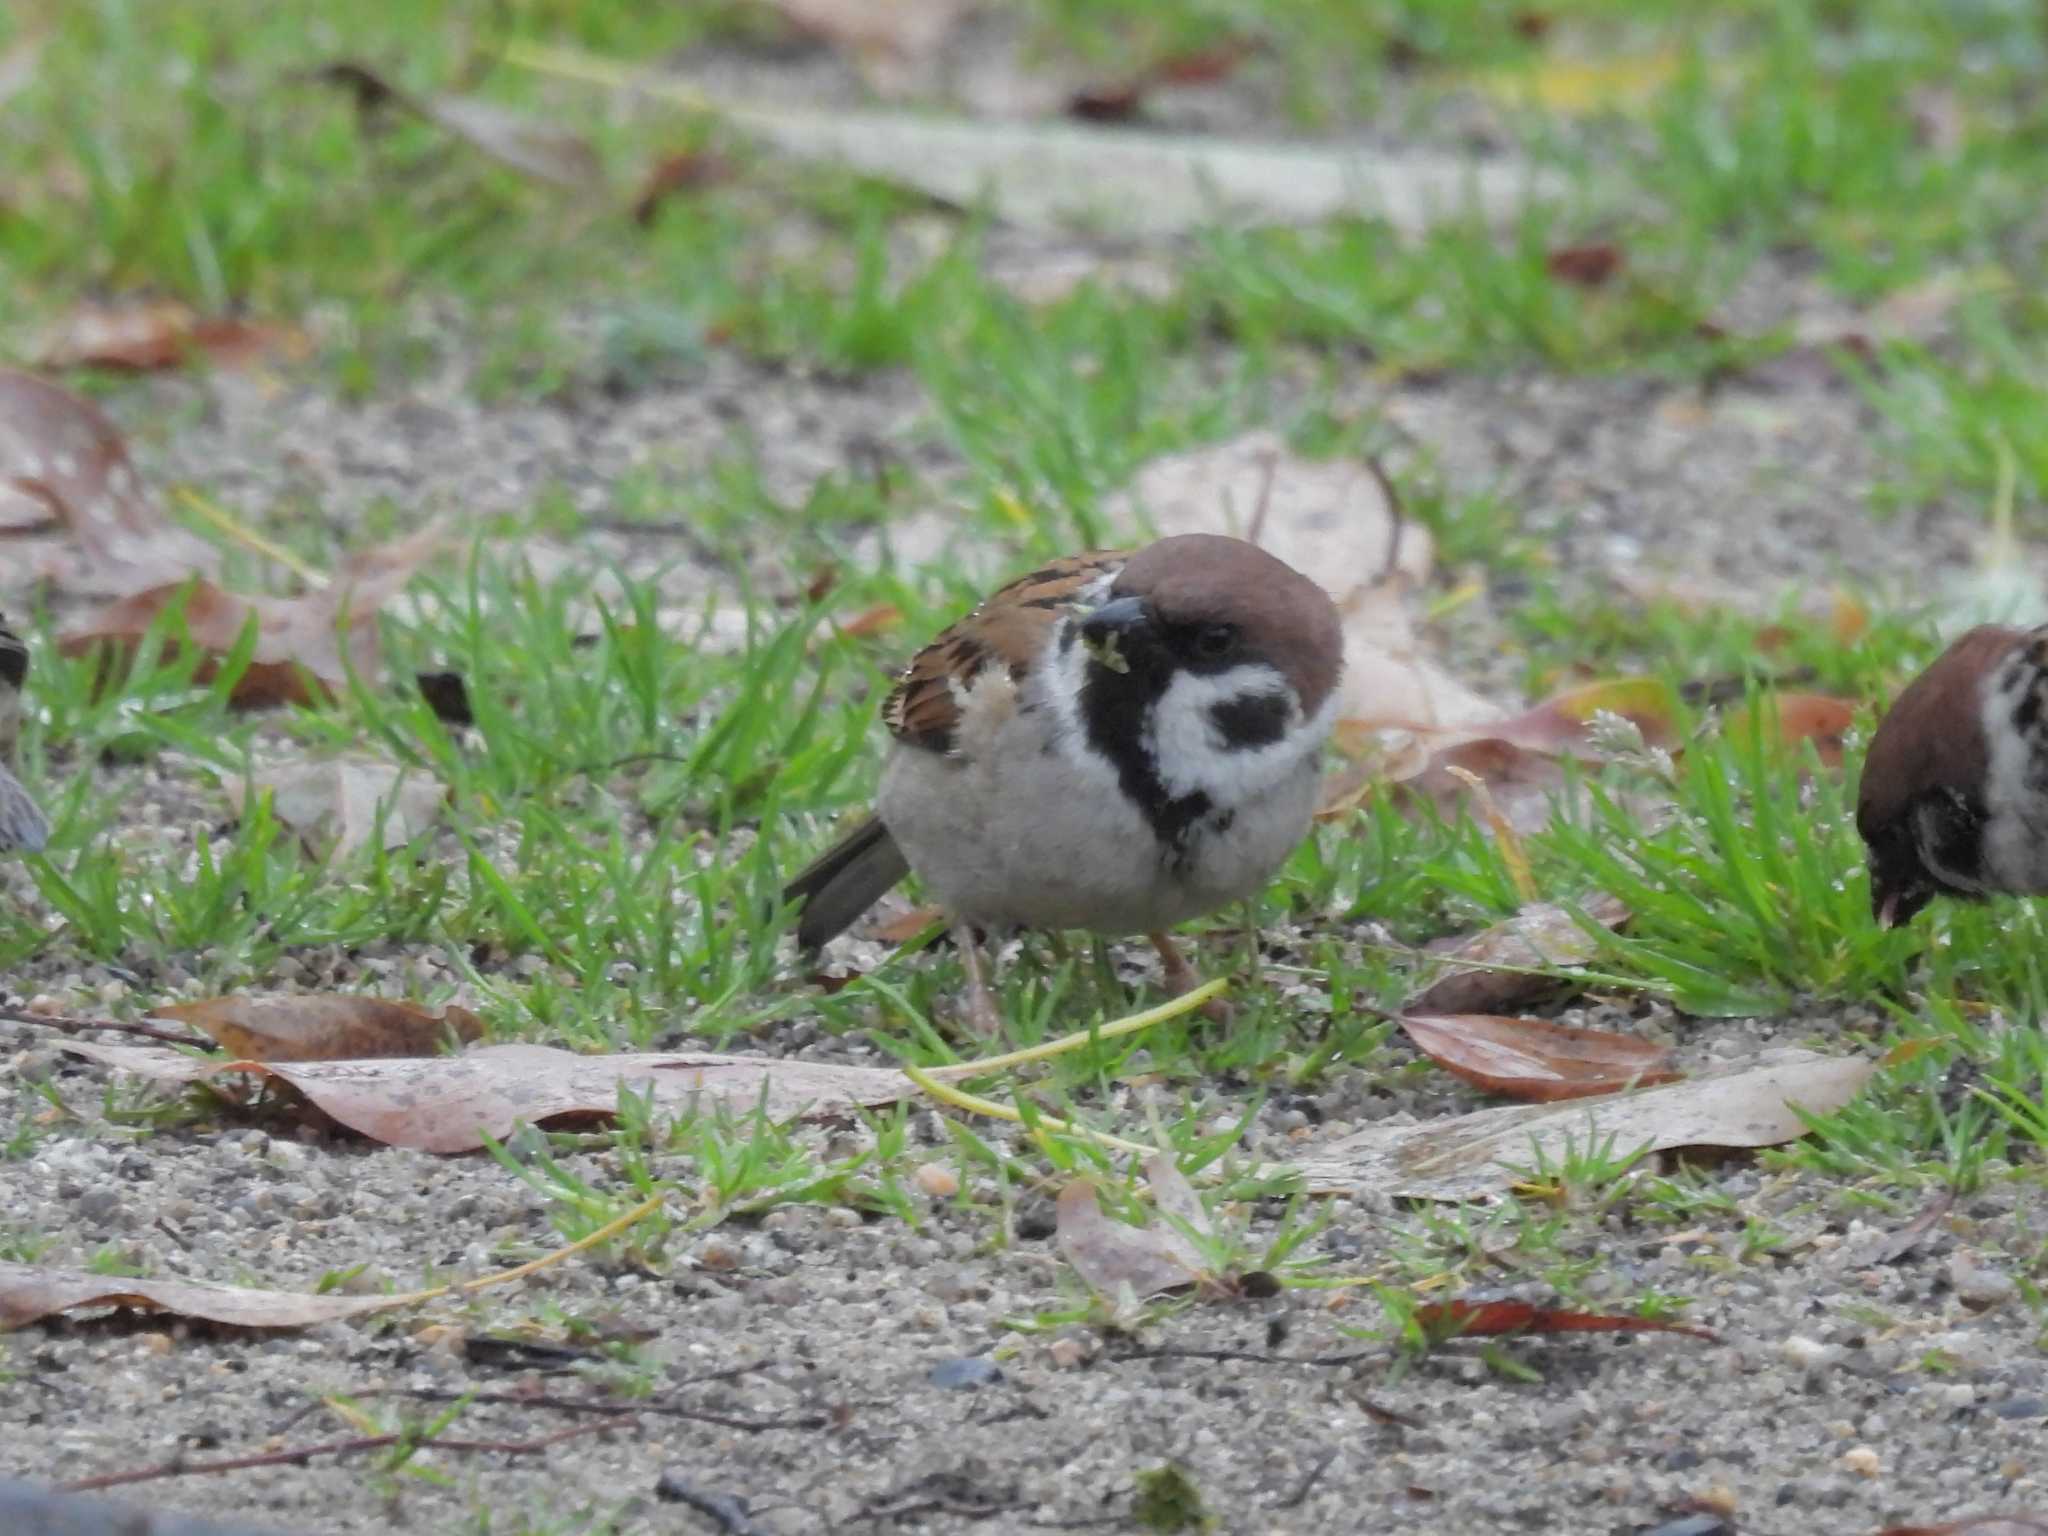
[1840,1445,1881,1479]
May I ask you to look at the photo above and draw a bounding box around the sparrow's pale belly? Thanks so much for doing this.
[876,712,1318,936]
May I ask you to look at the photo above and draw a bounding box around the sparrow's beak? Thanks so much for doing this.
[1870,874,1931,929]
[1079,596,1152,676]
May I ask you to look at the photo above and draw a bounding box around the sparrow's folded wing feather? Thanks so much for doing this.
[785,551,1127,946]
[883,551,1126,757]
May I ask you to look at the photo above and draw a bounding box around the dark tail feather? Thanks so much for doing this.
[782,816,911,951]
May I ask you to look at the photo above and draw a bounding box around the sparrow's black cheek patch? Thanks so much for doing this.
[0,632,25,692]
[1209,693,1289,751]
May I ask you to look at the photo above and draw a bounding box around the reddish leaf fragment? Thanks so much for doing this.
[872,903,944,945]
[836,603,903,639]
[1400,1012,1679,1102]
[0,368,217,584]
[57,525,445,708]
[151,994,483,1062]
[58,1040,915,1153]
[1546,241,1625,287]
[1879,1521,2048,1536]
[1410,894,1631,1015]
[631,150,732,227]
[0,1261,399,1332]
[1413,1297,1714,1342]
[36,301,306,373]
[1723,692,1858,769]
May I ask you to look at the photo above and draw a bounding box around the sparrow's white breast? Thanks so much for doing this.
[875,642,1323,936]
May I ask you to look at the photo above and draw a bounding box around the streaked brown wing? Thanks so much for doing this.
[882,550,1127,755]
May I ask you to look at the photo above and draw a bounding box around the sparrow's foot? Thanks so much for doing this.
[1148,931,1232,1024]
[955,924,1005,1037]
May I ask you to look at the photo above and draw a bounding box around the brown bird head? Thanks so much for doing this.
[1856,625,2024,927]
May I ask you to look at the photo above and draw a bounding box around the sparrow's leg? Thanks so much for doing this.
[1147,931,1232,1023]
[954,924,1005,1037]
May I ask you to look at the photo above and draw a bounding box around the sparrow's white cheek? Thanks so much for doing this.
[1147,665,1329,802]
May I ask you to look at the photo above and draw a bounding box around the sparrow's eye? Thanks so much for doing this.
[1192,623,1239,661]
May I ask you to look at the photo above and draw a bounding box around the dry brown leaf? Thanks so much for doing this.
[766,0,966,98]
[1055,1154,1215,1302]
[57,1040,915,1153]
[1400,1012,1680,1103]
[631,149,733,226]
[1276,1048,1876,1201]
[1410,894,1631,1015]
[0,1260,399,1332]
[1880,1522,2048,1536]
[57,524,446,707]
[0,368,218,587]
[872,903,945,944]
[35,301,308,373]
[150,995,483,1062]
[222,758,448,857]
[1721,692,1858,770]
[317,62,600,187]
[1545,241,1625,288]
[1412,1296,1713,1342]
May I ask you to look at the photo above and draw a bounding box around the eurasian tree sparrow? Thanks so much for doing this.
[784,533,1343,1032]
[1858,623,2048,926]
[0,617,49,854]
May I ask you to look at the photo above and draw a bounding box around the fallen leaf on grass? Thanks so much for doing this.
[630,149,733,226]
[512,44,1563,238]
[1400,1012,1678,1103]
[58,524,446,707]
[57,1041,916,1153]
[149,995,483,1062]
[872,903,944,944]
[0,368,218,583]
[1721,692,1858,770]
[0,1260,399,1332]
[316,61,601,188]
[1545,241,1624,287]
[222,758,448,858]
[35,302,308,374]
[1409,894,1631,1015]
[1276,1048,1876,1201]
[1412,1296,1714,1342]
[1057,1154,1215,1301]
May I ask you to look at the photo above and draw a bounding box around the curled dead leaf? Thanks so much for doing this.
[1055,1155,1216,1302]
[57,524,447,707]
[151,994,483,1062]
[1412,1296,1713,1342]
[1400,1011,1680,1103]
[1275,1048,1877,1201]
[35,301,308,374]
[0,368,218,586]
[0,1260,398,1332]
[1410,894,1631,1015]
[58,1040,916,1153]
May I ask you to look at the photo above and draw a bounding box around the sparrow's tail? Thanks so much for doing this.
[0,763,48,854]
[781,815,911,951]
